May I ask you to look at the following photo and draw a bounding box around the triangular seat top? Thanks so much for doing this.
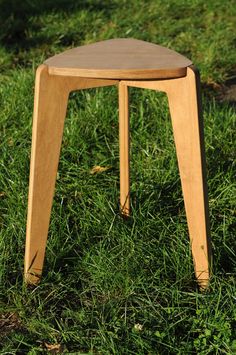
[44,38,192,80]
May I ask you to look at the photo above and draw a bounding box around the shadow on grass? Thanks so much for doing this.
[203,75,236,109]
[0,0,114,47]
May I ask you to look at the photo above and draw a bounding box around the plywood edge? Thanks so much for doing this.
[47,66,189,80]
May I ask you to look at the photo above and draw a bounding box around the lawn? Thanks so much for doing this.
[0,0,235,353]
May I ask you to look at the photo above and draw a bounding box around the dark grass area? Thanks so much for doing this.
[0,0,236,353]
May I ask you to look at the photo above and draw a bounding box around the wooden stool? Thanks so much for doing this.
[24,38,211,288]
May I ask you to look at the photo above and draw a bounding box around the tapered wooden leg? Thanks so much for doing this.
[167,67,211,288]
[24,65,118,284]
[119,81,130,216]
[24,65,70,284]
[121,73,211,288]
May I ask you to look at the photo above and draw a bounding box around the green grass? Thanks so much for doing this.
[0,0,236,353]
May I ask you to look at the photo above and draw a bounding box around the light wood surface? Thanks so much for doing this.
[119,81,130,216]
[25,41,211,289]
[24,65,117,284]
[123,66,211,288]
[44,38,192,80]
[167,67,211,289]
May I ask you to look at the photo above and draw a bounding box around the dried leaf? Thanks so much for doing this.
[90,165,111,174]
[0,312,22,336]
[44,343,63,354]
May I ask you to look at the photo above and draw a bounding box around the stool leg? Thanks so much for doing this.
[167,66,211,288]
[24,65,70,284]
[119,81,130,216]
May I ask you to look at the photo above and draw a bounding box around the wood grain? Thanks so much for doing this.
[24,65,117,284]
[44,38,192,79]
[119,81,130,216]
[25,41,211,289]
[122,67,211,288]
[167,67,211,288]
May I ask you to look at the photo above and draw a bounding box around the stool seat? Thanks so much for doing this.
[44,38,192,79]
